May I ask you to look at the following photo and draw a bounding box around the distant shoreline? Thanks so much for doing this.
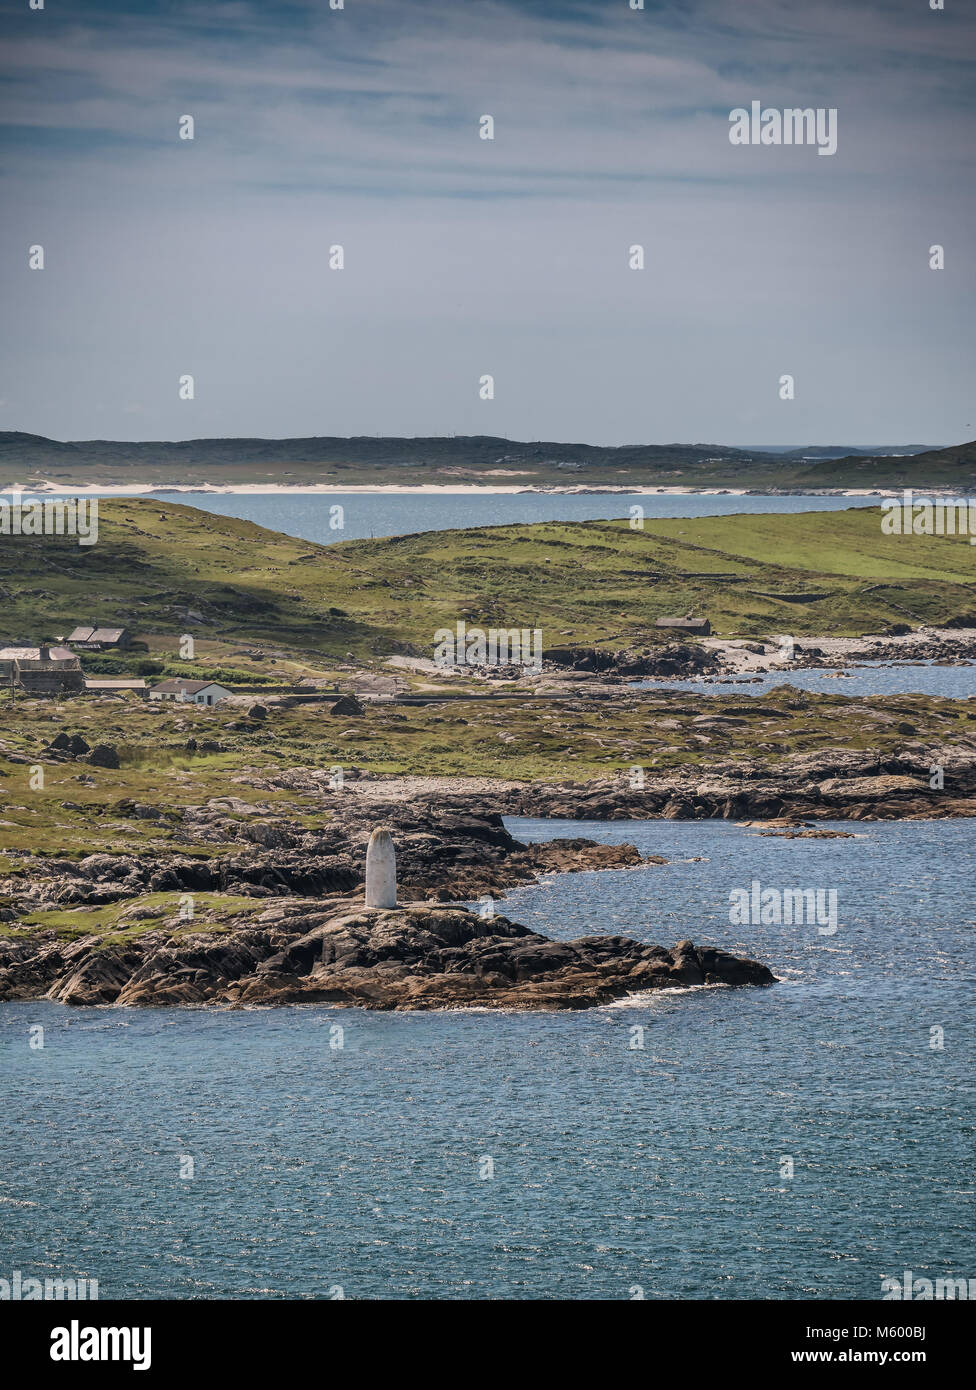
[11,480,895,498]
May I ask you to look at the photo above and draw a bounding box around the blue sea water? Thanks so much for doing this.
[147,489,878,545]
[1,818,972,1301]
[634,661,976,700]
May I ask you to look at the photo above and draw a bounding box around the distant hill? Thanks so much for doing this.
[759,444,934,461]
[0,431,761,469]
[794,440,976,489]
[0,430,964,490]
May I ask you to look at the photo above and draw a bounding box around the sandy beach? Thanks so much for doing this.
[15,480,892,498]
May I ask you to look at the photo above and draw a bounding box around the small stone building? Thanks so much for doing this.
[654,616,711,636]
[67,624,132,651]
[0,646,84,695]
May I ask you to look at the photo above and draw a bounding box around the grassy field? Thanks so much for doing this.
[2,501,975,670]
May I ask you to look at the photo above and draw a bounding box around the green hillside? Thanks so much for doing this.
[1,501,975,662]
[795,440,976,489]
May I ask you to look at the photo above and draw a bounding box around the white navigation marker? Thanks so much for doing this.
[365,827,397,908]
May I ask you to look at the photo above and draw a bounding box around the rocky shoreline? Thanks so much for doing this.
[6,740,974,933]
[260,743,976,824]
[1,807,647,914]
[0,900,774,1010]
[0,800,778,1009]
[493,750,976,821]
[4,726,975,1010]
[695,627,976,680]
[417,628,976,689]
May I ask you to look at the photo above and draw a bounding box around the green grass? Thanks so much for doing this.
[0,714,330,856]
[10,893,267,943]
[1,498,975,872]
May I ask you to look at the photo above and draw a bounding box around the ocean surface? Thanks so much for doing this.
[1,818,972,1301]
[147,490,878,544]
[634,661,976,700]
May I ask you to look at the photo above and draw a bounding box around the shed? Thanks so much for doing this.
[654,617,711,636]
[67,625,131,650]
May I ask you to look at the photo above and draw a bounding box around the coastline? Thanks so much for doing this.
[0,808,775,1009]
[12,480,893,498]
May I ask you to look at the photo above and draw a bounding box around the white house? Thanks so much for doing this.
[148,679,232,706]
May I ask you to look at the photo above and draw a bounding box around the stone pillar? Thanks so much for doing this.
[365,827,397,908]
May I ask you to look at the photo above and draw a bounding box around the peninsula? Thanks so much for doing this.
[3,430,972,492]
[3,499,975,1009]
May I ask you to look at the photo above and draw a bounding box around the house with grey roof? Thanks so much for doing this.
[67,624,132,650]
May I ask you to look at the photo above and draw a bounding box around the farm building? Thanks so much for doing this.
[0,645,84,695]
[67,625,132,651]
[149,679,232,706]
[654,616,711,636]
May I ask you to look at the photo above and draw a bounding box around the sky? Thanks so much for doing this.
[1,0,974,447]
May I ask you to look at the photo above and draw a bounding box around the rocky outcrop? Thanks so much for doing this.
[0,901,774,1010]
[329,695,364,716]
[486,747,976,823]
[843,630,976,664]
[86,744,121,769]
[229,910,773,1010]
[45,732,90,757]
[7,743,971,928]
[0,796,773,1010]
[4,732,967,1012]
[0,811,646,925]
[543,643,721,678]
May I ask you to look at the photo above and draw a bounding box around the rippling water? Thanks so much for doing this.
[634,661,976,700]
[1,818,972,1300]
[148,490,878,544]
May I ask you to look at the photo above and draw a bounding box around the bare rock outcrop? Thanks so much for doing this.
[0,901,774,1011]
